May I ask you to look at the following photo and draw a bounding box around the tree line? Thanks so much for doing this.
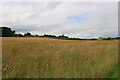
[0,26,119,40]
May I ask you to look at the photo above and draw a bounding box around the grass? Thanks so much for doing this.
[2,37,118,78]
[107,65,118,78]
[106,64,119,78]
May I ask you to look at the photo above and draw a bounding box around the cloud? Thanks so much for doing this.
[1,2,118,38]
[2,0,119,2]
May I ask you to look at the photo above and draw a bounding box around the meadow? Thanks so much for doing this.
[2,37,118,78]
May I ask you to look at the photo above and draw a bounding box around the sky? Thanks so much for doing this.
[1,0,119,2]
[0,2,118,38]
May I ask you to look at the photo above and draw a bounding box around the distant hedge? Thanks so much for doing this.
[0,26,119,40]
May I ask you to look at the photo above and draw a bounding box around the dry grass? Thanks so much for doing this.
[2,37,118,78]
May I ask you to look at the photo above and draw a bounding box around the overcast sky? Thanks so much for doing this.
[1,2,118,38]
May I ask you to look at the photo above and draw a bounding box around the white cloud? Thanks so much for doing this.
[1,2,118,38]
[2,0,119,2]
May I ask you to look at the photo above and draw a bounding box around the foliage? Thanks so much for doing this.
[24,32,32,37]
[0,26,119,40]
[0,27,15,37]
[15,33,24,37]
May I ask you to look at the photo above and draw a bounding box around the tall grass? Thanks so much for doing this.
[2,37,118,78]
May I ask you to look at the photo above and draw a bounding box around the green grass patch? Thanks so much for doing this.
[106,64,119,78]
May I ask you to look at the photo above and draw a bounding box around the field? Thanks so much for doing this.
[2,37,118,78]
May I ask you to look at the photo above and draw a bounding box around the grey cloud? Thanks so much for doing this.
[2,2,118,38]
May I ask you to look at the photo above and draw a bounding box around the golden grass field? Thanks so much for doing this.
[2,37,118,78]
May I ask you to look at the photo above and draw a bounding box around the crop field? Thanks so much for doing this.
[2,37,118,78]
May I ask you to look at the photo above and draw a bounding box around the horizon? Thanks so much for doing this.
[0,26,119,39]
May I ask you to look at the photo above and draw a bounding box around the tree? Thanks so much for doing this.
[35,34,39,37]
[106,37,112,40]
[24,32,32,37]
[0,27,2,37]
[59,34,68,38]
[0,27,15,37]
[15,33,24,37]
[12,30,15,36]
[98,37,103,40]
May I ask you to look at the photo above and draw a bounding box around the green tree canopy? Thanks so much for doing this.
[0,27,15,37]
[24,32,32,37]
